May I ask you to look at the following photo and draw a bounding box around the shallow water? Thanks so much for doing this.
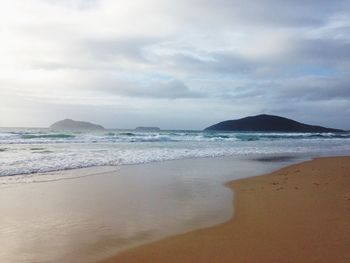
[0,156,299,263]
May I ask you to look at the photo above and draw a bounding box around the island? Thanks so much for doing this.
[49,119,105,131]
[135,127,161,132]
[204,114,344,132]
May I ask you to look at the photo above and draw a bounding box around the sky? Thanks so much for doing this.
[0,0,350,130]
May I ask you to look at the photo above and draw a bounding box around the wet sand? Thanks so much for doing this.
[100,156,350,263]
[0,156,291,263]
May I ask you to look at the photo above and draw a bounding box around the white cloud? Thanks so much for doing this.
[0,0,349,129]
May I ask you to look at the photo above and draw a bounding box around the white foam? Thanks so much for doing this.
[0,129,350,177]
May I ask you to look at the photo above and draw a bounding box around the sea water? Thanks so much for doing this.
[1,128,350,179]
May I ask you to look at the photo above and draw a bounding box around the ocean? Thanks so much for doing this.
[1,128,350,262]
[1,127,350,178]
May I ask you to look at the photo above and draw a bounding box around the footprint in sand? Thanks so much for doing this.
[344,192,350,200]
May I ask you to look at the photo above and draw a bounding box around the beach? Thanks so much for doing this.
[0,156,293,263]
[2,0,350,261]
[1,127,350,262]
[99,156,350,263]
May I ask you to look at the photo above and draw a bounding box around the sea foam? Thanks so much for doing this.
[0,128,349,177]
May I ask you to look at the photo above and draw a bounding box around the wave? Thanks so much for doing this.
[1,136,350,177]
[106,132,136,136]
[119,132,136,136]
[21,134,75,139]
[30,147,45,150]
[232,132,350,141]
[0,147,291,176]
[1,127,350,178]
[0,131,349,145]
[203,134,231,139]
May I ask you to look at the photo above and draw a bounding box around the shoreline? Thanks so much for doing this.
[2,156,292,263]
[0,155,298,187]
[99,156,350,262]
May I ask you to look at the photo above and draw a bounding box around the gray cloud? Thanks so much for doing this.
[161,0,350,30]
[294,39,350,65]
[273,75,350,101]
[1,0,350,129]
[95,78,204,99]
[155,51,254,76]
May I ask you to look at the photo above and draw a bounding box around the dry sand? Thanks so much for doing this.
[99,156,350,263]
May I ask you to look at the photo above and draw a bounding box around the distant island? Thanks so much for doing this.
[204,114,344,132]
[50,119,105,131]
[135,127,161,132]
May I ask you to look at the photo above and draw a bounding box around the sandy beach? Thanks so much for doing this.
[99,156,350,263]
[2,1,350,262]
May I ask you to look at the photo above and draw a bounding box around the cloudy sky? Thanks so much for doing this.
[1,0,350,129]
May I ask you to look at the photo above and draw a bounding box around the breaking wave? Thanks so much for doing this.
[0,128,349,177]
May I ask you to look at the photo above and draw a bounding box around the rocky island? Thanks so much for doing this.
[49,119,105,131]
[205,114,344,132]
